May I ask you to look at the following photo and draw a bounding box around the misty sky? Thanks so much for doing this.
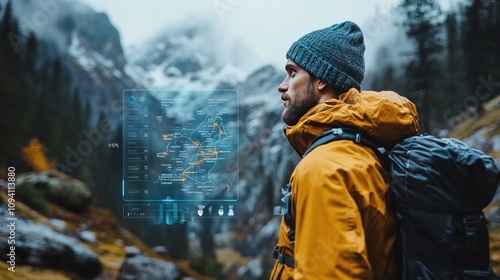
[78,0,410,73]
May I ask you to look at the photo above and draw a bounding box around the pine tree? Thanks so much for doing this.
[462,0,484,114]
[1,0,23,79]
[398,0,443,132]
[83,100,92,129]
[17,72,36,143]
[16,31,39,156]
[24,31,38,76]
[48,119,65,162]
[445,12,460,93]
[440,10,467,126]
[0,0,24,167]
[0,0,13,39]
[34,62,53,144]
[0,47,17,167]
[200,218,215,258]
[460,0,500,114]
[484,0,500,87]
[495,1,500,73]
[42,58,73,160]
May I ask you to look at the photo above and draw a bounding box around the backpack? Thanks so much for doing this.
[276,127,500,280]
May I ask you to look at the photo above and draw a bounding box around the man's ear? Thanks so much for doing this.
[316,80,339,100]
[317,80,328,91]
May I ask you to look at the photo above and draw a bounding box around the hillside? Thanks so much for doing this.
[0,172,211,280]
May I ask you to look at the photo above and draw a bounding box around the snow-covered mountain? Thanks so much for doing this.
[125,18,254,91]
[3,0,143,127]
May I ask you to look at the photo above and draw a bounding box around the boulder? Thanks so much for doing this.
[0,213,102,278]
[17,170,92,212]
[118,253,180,280]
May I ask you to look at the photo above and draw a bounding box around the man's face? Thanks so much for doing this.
[278,59,320,126]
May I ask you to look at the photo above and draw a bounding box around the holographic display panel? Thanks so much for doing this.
[122,89,239,223]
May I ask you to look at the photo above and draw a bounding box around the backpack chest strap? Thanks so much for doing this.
[272,245,295,268]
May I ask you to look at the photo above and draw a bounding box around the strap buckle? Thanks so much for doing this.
[463,213,484,252]
[272,245,295,268]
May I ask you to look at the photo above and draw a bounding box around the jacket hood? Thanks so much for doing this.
[285,88,420,155]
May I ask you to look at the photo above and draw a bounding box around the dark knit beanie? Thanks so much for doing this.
[286,21,365,94]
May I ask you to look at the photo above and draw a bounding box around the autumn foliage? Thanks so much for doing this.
[22,137,53,171]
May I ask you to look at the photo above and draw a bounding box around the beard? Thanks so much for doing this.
[282,80,318,126]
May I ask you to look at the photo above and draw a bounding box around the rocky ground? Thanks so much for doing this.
[0,171,211,280]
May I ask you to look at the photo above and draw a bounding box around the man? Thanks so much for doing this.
[270,21,419,279]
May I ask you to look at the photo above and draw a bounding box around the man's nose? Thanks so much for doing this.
[278,76,289,93]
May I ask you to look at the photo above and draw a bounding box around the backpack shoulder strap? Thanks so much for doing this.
[303,128,388,167]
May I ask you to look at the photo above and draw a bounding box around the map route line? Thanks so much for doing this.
[180,147,218,182]
[156,113,226,186]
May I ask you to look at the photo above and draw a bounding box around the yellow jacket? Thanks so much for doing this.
[270,89,419,280]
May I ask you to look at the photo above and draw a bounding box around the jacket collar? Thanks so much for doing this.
[284,88,420,155]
